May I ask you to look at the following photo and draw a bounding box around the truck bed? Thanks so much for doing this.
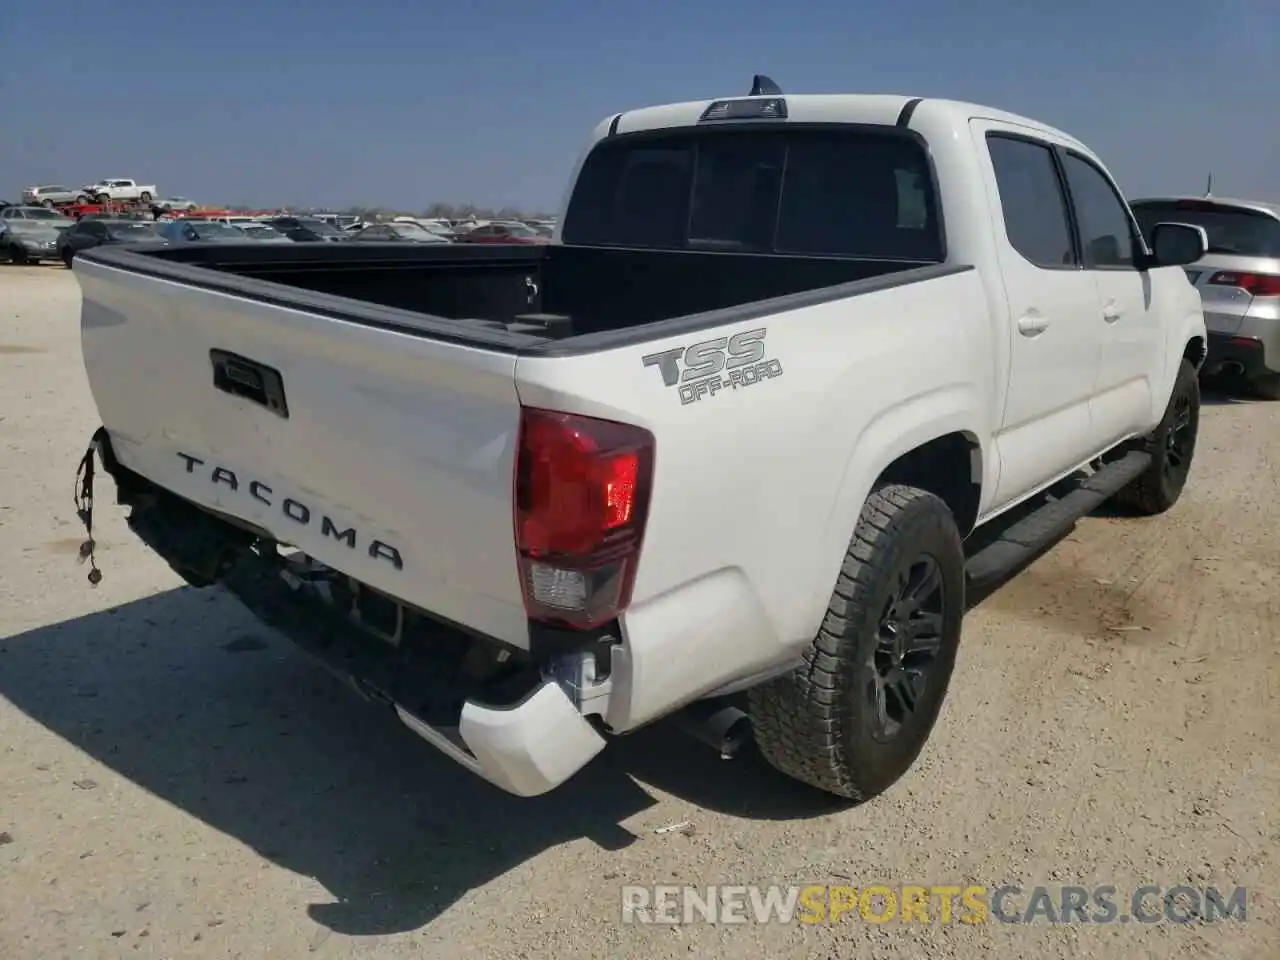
[75,238,968,655]
[82,240,943,345]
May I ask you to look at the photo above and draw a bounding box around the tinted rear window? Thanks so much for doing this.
[562,128,942,261]
[108,223,161,239]
[1131,201,1280,258]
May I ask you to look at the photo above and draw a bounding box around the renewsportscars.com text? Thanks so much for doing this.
[620,884,1248,925]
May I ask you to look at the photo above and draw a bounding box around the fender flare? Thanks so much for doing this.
[1154,311,1208,422]
[799,383,988,639]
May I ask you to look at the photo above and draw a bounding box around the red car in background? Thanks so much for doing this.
[453,221,549,244]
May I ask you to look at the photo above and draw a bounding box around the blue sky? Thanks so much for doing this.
[2,0,1275,212]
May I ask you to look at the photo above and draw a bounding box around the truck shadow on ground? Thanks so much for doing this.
[1199,376,1261,406]
[0,588,846,937]
[1,405,1240,937]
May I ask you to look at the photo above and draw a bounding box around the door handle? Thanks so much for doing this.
[1103,304,1122,323]
[1017,314,1050,337]
[210,349,290,418]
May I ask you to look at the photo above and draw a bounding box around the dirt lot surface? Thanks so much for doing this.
[1,266,1276,959]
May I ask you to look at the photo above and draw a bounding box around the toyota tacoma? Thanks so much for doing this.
[70,78,1208,800]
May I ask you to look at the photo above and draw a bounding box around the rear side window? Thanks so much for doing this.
[563,128,943,261]
[986,135,1075,269]
[1131,201,1280,258]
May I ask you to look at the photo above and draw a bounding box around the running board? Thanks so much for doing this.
[965,450,1152,594]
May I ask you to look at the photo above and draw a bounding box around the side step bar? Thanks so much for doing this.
[965,450,1152,594]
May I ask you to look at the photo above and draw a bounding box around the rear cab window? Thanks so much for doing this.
[562,127,944,262]
[1130,200,1280,258]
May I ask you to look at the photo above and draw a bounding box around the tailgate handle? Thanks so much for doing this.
[210,349,289,418]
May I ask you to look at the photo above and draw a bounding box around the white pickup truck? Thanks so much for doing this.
[84,178,157,204]
[71,79,1208,801]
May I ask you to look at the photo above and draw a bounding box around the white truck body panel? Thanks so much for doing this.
[78,262,532,648]
[514,266,993,727]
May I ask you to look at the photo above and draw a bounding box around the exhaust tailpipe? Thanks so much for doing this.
[1221,361,1245,377]
[673,699,751,759]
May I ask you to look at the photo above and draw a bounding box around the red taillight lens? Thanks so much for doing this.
[1208,271,1280,297]
[514,407,655,630]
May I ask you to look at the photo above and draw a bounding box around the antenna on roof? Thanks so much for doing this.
[1204,173,1213,198]
[750,74,782,96]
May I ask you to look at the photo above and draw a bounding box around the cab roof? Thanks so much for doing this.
[601,93,1083,150]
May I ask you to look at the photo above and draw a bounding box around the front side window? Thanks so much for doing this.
[1061,152,1136,268]
[563,127,943,261]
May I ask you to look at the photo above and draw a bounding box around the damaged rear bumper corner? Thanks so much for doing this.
[85,432,607,798]
[396,682,607,797]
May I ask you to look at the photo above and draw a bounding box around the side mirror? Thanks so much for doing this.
[1149,222,1208,267]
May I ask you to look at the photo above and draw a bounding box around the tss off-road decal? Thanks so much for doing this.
[641,328,784,405]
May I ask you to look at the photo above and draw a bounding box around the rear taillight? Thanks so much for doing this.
[1208,272,1280,297]
[514,407,655,630]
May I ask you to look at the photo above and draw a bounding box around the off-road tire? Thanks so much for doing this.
[1115,358,1199,515]
[1250,374,1280,401]
[748,485,965,801]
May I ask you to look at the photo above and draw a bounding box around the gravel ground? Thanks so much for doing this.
[1,265,1276,959]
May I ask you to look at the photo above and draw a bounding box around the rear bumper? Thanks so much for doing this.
[397,685,607,797]
[1204,331,1276,379]
[88,432,607,797]
[7,241,61,260]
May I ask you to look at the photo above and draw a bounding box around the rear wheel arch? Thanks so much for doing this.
[1183,336,1207,371]
[874,431,983,537]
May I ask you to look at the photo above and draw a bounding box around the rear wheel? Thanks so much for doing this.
[41,198,54,208]
[7,244,28,265]
[1115,358,1199,515]
[61,248,75,268]
[140,191,152,202]
[749,485,965,801]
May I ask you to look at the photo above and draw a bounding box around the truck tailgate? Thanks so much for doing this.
[77,256,531,648]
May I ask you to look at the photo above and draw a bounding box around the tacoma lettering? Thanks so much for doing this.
[175,452,403,570]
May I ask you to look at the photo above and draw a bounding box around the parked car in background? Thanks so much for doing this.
[83,179,157,204]
[452,220,548,244]
[349,222,450,244]
[234,222,292,243]
[57,218,165,266]
[263,216,348,242]
[155,197,199,212]
[22,185,89,207]
[312,213,363,231]
[0,205,73,263]
[1131,195,1280,399]
[393,216,457,240]
[157,219,250,244]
